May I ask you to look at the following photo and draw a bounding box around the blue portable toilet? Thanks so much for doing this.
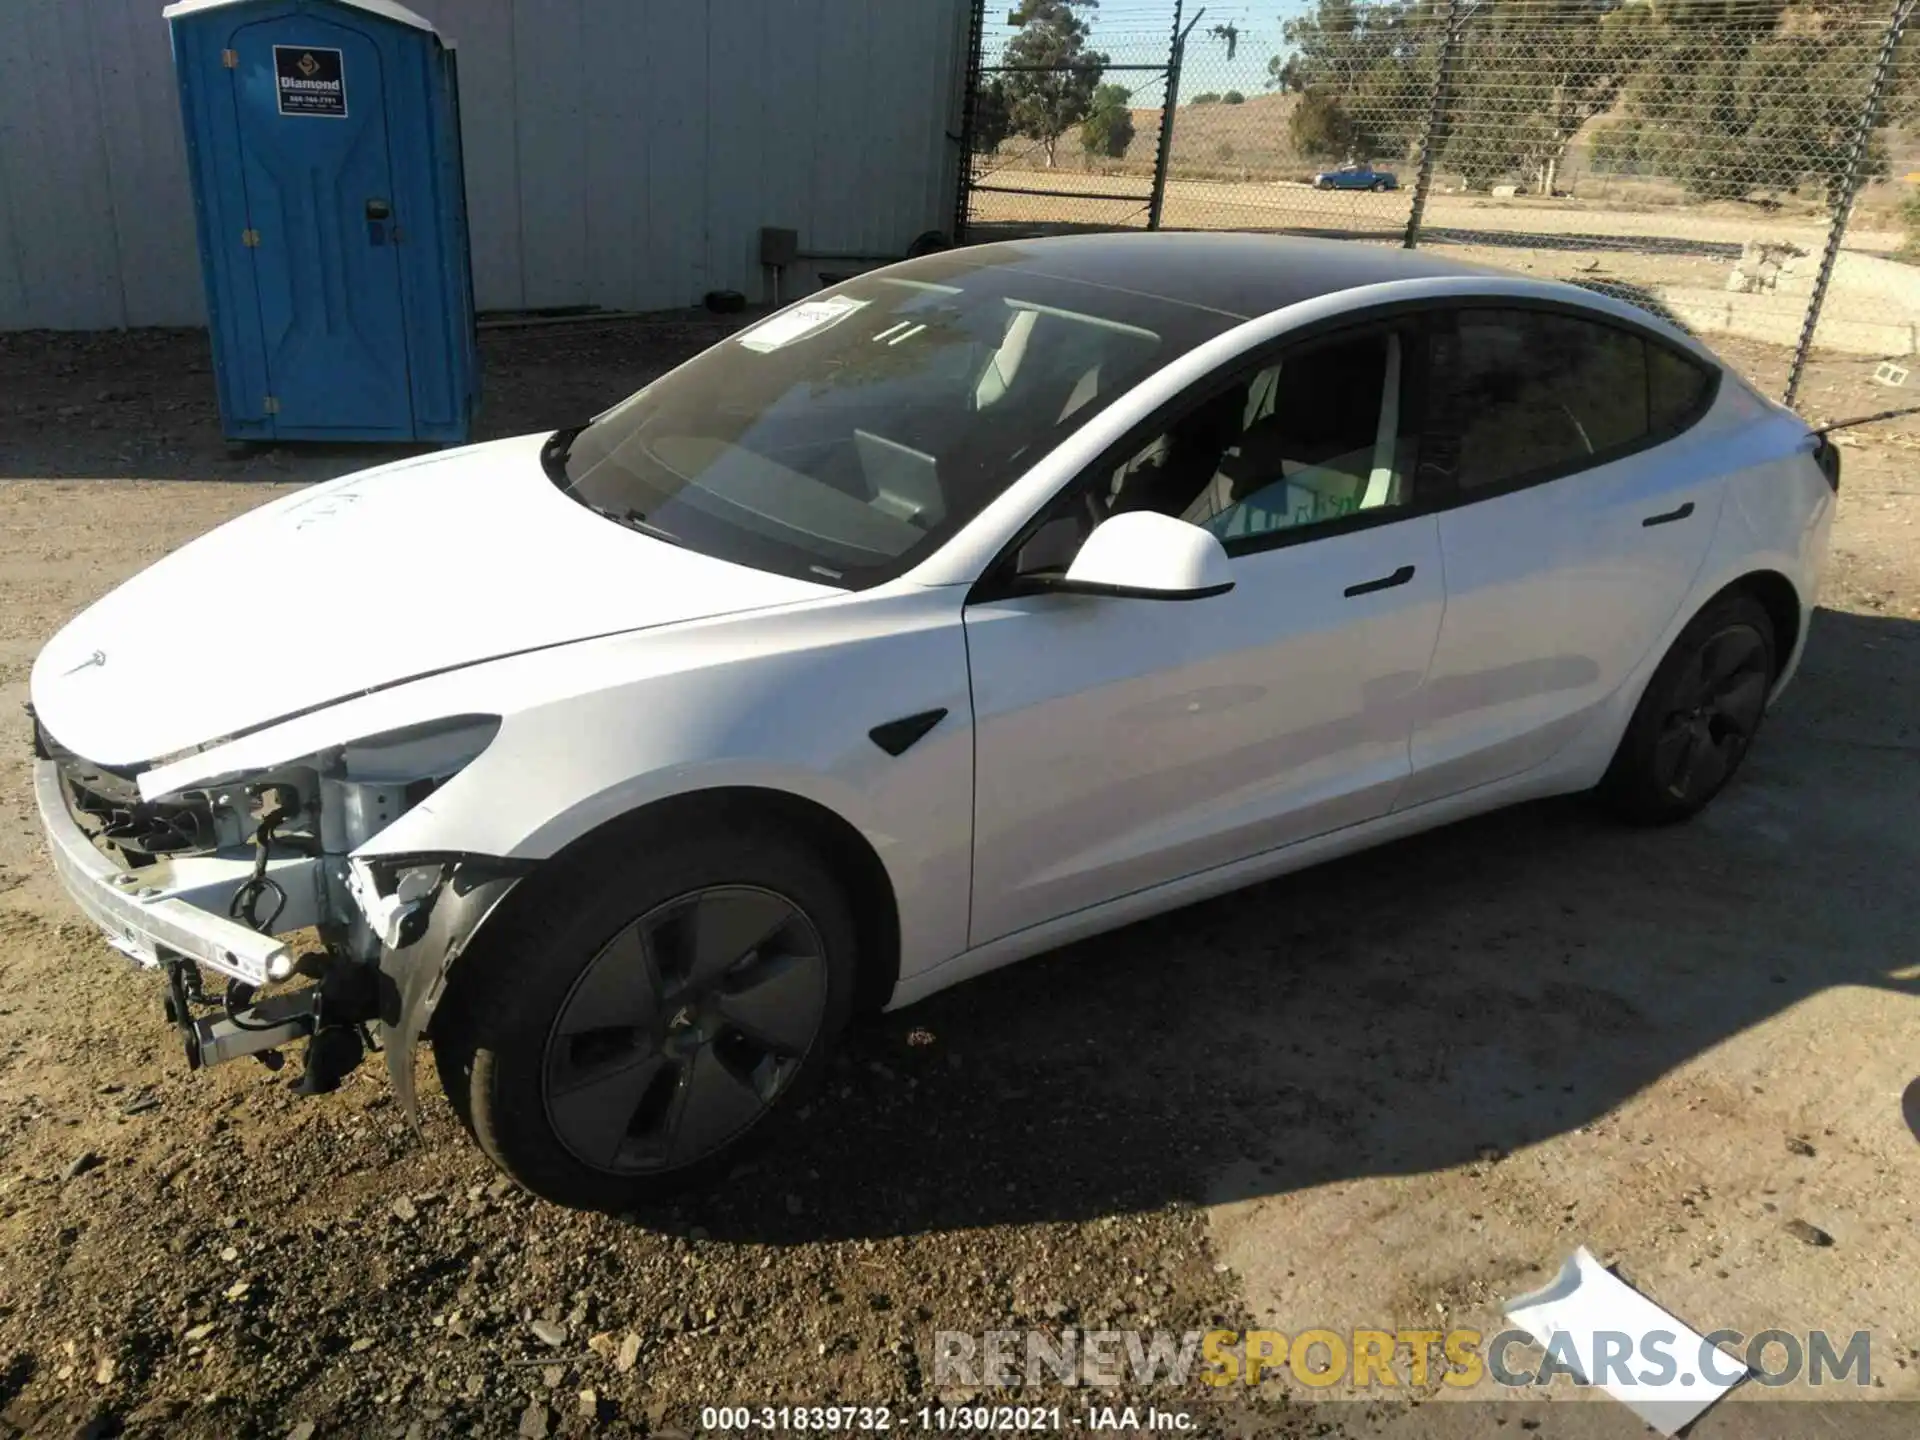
[165,0,479,444]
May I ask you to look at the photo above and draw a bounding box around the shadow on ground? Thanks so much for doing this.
[642,606,1920,1243]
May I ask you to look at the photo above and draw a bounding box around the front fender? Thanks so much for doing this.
[353,589,976,985]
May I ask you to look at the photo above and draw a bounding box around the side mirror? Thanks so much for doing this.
[1052,511,1234,600]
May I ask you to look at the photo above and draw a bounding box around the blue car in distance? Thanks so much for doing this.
[1312,162,1398,192]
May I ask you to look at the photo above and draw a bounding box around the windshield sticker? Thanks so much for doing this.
[737,296,867,353]
[274,46,347,118]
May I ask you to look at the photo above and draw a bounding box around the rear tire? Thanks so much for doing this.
[432,816,858,1210]
[1597,591,1777,825]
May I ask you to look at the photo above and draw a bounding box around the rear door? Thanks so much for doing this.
[229,16,414,437]
[1403,306,1725,807]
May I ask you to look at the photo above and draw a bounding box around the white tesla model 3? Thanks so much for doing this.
[31,234,1837,1209]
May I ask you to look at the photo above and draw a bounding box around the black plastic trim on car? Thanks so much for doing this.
[1041,577,1235,602]
[1641,501,1696,527]
[1343,564,1416,597]
[868,709,949,757]
[1812,435,1842,492]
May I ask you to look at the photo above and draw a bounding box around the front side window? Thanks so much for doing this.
[546,255,1236,588]
[1013,324,1422,578]
[1176,329,1416,542]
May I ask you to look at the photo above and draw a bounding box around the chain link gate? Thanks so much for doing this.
[954,0,1920,408]
[956,3,1185,238]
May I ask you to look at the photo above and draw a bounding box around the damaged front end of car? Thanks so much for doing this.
[33,710,523,1103]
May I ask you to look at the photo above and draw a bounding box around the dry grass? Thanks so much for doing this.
[984,91,1318,185]
[980,89,1920,230]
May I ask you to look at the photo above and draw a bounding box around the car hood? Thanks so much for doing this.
[31,433,837,767]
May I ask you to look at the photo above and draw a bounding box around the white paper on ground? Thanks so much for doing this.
[1504,1247,1747,1436]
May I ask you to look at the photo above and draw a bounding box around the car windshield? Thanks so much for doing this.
[546,250,1238,587]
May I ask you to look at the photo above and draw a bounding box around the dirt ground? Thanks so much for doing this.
[0,299,1917,1439]
[970,173,1908,252]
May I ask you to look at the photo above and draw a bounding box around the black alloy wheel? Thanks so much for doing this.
[1598,589,1778,824]
[1649,622,1771,807]
[542,885,828,1174]
[432,817,857,1210]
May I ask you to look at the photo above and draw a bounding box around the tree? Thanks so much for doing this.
[1600,0,1902,203]
[1289,88,1362,158]
[1222,89,1247,104]
[1003,0,1109,167]
[1267,0,1437,161]
[1439,0,1625,193]
[973,77,1012,153]
[1260,0,1919,199]
[1191,91,1222,104]
[1900,185,1920,261]
[1270,0,1618,187]
[1081,82,1136,159]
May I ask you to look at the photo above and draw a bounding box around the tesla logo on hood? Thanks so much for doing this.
[61,649,107,676]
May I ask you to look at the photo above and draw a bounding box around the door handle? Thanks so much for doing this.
[1641,501,1695,527]
[1343,564,1416,598]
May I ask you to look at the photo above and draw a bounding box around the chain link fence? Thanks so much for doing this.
[962,11,1181,233]
[957,0,1920,405]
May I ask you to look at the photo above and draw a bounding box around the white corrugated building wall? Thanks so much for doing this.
[0,0,974,330]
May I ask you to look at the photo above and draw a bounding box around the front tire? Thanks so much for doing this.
[432,819,858,1210]
[1597,590,1777,825]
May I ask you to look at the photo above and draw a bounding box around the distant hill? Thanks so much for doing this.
[984,91,1326,183]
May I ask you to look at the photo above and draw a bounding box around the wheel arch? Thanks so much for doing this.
[1642,568,1804,710]
[435,785,903,1029]
[1727,568,1803,685]
[1546,563,1809,801]
[1592,568,1799,822]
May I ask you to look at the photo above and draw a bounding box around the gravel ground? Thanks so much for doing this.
[0,306,1917,1439]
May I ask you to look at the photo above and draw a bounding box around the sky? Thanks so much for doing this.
[982,1,1307,100]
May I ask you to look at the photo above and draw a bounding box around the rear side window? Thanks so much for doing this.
[1427,309,1650,492]
[1649,343,1716,433]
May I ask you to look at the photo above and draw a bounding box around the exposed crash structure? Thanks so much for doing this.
[35,708,513,1095]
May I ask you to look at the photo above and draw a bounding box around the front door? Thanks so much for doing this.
[964,321,1446,946]
[229,17,413,437]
